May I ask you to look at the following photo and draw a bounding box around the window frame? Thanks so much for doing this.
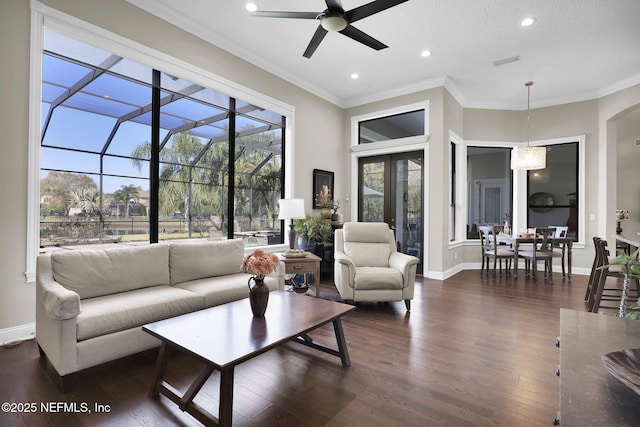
[449,135,586,251]
[26,3,296,282]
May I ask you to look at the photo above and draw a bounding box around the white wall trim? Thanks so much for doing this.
[0,323,36,346]
[25,4,44,283]
[349,100,430,276]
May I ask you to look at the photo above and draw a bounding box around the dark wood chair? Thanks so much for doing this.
[587,238,640,313]
[518,227,557,282]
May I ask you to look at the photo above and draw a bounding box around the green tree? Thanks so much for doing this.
[112,185,141,218]
[67,187,101,216]
[40,171,97,216]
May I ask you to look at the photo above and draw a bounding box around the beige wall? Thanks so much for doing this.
[616,108,640,233]
[2,0,640,336]
[0,0,33,338]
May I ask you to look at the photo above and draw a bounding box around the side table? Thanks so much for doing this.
[279,252,322,298]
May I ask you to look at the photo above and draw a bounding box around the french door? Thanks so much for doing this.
[358,151,424,273]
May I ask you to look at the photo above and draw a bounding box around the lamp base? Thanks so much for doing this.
[288,223,297,250]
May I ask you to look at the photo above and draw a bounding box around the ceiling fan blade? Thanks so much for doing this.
[346,0,409,23]
[324,0,343,11]
[303,25,329,58]
[252,11,319,20]
[339,25,388,50]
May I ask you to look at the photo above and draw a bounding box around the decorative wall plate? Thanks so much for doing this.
[529,192,554,213]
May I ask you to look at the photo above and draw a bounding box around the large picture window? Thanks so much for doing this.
[466,146,512,239]
[449,136,584,246]
[527,142,578,237]
[39,29,284,248]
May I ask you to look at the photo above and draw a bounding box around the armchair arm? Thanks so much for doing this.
[334,251,356,286]
[37,255,80,320]
[389,252,419,288]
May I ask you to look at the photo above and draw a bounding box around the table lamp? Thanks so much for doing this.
[278,199,305,250]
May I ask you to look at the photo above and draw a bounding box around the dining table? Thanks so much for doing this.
[496,233,575,280]
[615,233,640,256]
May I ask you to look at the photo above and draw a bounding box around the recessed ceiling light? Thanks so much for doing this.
[521,17,536,27]
[246,3,257,12]
[421,50,432,58]
[351,73,359,79]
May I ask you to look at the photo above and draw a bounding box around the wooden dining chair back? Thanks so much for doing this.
[518,227,556,281]
[550,226,569,277]
[587,238,640,312]
[479,225,513,276]
[584,236,602,303]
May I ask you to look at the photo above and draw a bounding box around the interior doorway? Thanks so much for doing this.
[358,151,424,273]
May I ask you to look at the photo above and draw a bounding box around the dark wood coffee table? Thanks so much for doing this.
[142,291,354,427]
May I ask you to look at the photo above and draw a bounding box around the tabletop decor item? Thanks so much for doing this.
[616,209,630,235]
[602,347,640,395]
[242,249,280,317]
[277,198,306,251]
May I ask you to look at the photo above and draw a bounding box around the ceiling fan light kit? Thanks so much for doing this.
[251,0,409,58]
[321,14,348,32]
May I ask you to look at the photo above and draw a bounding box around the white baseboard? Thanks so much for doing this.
[426,263,589,281]
[0,323,35,346]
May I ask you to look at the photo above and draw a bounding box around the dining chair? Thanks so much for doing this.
[549,225,569,277]
[479,226,513,276]
[587,238,640,312]
[518,227,557,282]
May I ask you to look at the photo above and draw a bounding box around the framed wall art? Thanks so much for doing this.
[312,169,334,209]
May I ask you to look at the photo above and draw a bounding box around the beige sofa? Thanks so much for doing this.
[36,239,284,389]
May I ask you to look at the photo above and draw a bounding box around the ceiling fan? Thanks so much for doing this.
[251,0,409,58]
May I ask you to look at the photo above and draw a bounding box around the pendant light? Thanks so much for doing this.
[510,82,546,170]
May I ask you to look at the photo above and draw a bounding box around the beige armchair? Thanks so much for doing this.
[334,222,419,311]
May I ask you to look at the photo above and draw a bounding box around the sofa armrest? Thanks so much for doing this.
[37,254,81,320]
[41,281,81,320]
[389,252,419,287]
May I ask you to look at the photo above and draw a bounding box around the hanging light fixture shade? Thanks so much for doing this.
[510,146,546,170]
[511,82,546,170]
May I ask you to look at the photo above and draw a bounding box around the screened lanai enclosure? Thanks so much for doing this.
[40,29,284,247]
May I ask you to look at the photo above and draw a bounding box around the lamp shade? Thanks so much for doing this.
[278,199,305,220]
[510,146,546,170]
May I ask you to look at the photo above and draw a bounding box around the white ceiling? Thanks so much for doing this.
[127,0,640,110]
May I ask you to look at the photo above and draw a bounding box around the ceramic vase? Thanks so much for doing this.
[248,276,269,317]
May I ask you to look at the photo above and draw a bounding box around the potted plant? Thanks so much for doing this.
[331,199,342,222]
[293,215,332,252]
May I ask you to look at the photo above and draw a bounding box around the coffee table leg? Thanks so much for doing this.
[218,367,234,427]
[333,318,351,367]
[149,343,170,397]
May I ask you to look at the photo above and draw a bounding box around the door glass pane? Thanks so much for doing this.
[361,161,385,222]
[467,147,512,239]
[395,157,422,262]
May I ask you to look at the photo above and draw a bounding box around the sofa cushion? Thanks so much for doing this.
[175,273,279,307]
[51,244,170,299]
[353,267,403,290]
[76,286,204,341]
[169,239,244,285]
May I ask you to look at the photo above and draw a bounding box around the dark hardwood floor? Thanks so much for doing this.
[1,270,595,426]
